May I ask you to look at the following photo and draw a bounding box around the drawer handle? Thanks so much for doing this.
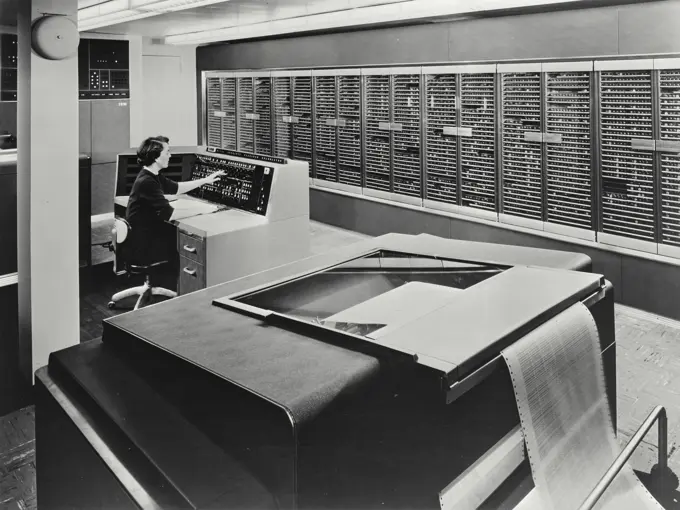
[183,245,197,253]
[183,267,197,276]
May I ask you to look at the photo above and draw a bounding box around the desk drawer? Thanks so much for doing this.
[178,232,205,264]
[179,257,206,296]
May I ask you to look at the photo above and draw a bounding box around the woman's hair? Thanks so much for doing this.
[136,136,170,167]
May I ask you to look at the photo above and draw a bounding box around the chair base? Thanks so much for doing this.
[108,279,177,310]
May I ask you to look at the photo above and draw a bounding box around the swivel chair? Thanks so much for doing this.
[108,217,177,310]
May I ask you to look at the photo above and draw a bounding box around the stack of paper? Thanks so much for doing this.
[502,303,662,510]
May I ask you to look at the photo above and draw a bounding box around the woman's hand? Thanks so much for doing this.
[204,170,225,185]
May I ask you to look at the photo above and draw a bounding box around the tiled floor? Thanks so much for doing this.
[3,222,680,508]
[0,407,35,510]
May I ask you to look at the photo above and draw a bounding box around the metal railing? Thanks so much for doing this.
[578,405,667,510]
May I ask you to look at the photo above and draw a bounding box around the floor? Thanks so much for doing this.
[3,220,680,508]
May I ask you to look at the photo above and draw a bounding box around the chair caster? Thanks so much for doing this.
[107,301,116,309]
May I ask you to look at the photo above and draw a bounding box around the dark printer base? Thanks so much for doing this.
[36,339,524,510]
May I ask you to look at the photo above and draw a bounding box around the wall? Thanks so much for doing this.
[132,37,198,147]
[195,0,680,141]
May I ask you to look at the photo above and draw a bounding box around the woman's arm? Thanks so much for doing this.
[176,170,225,194]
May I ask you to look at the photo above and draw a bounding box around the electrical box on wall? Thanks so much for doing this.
[79,39,130,100]
[0,34,18,102]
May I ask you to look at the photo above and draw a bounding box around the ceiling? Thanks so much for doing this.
[0,0,657,46]
[81,0,623,45]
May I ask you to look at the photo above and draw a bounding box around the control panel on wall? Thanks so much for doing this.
[79,39,130,100]
[189,154,274,215]
[0,34,18,101]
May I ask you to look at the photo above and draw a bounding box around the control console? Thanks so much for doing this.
[188,154,275,215]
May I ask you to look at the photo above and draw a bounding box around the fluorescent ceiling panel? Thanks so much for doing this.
[164,0,588,45]
[78,0,230,30]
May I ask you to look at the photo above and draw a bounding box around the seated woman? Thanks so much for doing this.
[126,135,223,267]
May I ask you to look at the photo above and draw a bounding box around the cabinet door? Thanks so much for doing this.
[254,76,272,155]
[238,77,254,153]
[91,99,130,165]
[599,69,654,242]
[501,71,543,221]
[91,162,116,216]
[337,75,362,187]
[221,76,237,150]
[659,68,680,251]
[545,69,593,231]
[79,101,92,156]
[392,73,421,199]
[206,77,222,147]
[0,172,17,275]
[274,76,292,158]
[314,75,337,182]
[292,75,313,172]
[425,72,458,205]
[364,74,391,192]
[460,72,497,212]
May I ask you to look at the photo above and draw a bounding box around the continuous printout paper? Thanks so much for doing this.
[502,302,662,510]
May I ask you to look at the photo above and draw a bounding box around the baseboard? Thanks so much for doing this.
[91,212,114,224]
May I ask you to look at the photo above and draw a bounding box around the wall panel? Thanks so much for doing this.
[0,101,17,137]
[618,1,680,55]
[447,8,619,62]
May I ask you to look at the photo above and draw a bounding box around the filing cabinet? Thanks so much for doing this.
[177,231,207,295]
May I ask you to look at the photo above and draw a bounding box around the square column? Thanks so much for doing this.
[17,0,80,381]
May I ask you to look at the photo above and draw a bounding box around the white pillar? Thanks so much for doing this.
[17,0,80,380]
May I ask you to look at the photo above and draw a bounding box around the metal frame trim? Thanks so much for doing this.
[597,232,658,254]
[594,59,653,71]
[544,222,597,242]
[500,213,545,231]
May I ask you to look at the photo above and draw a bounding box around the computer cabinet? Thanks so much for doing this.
[594,58,680,256]
[658,60,680,257]
[272,70,313,175]
[204,72,273,156]
[311,69,362,192]
[204,74,237,151]
[423,64,498,221]
[363,68,422,206]
[236,72,272,155]
[499,62,595,241]
[201,56,680,259]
